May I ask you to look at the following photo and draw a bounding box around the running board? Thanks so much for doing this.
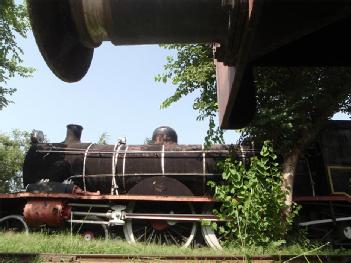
[299,216,351,226]
[124,213,221,222]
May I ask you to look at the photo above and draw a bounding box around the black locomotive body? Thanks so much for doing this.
[23,125,234,197]
[1,121,351,248]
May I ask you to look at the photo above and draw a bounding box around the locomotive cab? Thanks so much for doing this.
[293,120,351,245]
[294,120,351,198]
[320,121,351,196]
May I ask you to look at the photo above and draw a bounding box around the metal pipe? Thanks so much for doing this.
[27,0,241,82]
[124,213,222,222]
[67,219,109,225]
[68,173,220,178]
[69,0,231,48]
[71,211,110,217]
[69,0,109,48]
[68,203,111,208]
[299,216,351,227]
[37,150,230,154]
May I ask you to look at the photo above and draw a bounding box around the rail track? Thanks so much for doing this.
[0,253,350,263]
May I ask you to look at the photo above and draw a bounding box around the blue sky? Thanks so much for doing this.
[0,28,240,144]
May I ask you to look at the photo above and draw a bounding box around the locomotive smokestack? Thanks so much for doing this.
[64,124,83,144]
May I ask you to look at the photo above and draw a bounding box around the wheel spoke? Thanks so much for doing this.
[135,227,149,242]
[134,226,148,234]
[164,232,171,245]
[169,228,187,242]
[167,230,180,246]
[146,229,155,244]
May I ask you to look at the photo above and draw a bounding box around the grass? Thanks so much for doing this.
[0,232,351,257]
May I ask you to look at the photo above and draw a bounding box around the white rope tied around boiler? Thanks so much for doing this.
[161,144,165,175]
[122,145,129,190]
[202,144,206,190]
[111,142,122,195]
[82,143,93,192]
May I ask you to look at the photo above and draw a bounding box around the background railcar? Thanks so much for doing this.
[293,121,351,245]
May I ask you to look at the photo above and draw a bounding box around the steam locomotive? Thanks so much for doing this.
[1,121,351,248]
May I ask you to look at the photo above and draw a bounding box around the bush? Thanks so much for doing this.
[0,130,30,193]
[208,141,299,247]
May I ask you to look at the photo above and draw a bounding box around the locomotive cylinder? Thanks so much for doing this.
[23,200,71,227]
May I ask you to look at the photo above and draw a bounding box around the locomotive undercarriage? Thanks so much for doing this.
[3,193,351,248]
[294,198,351,246]
[0,191,223,249]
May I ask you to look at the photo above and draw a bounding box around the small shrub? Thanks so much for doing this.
[208,141,299,247]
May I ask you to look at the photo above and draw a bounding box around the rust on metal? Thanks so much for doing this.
[216,0,262,129]
[23,200,71,227]
[293,194,351,203]
[0,193,216,202]
[72,186,100,196]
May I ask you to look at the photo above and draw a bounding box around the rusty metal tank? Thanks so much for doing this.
[23,125,253,196]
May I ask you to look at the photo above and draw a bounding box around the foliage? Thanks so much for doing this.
[97,132,109,144]
[0,130,30,193]
[155,44,223,145]
[144,137,153,144]
[0,0,34,110]
[157,45,351,153]
[243,67,351,155]
[208,141,299,246]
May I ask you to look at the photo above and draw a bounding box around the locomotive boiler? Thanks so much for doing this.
[23,125,230,197]
[1,121,351,248]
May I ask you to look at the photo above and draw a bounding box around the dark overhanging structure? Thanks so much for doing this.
[27,0,351,129]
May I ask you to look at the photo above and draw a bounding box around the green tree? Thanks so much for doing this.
[0,130,30,193]
[144,137,153,144]
[0,0,34,110]
[245,67,351,206]
[97,132,109,144]
[157,45,351,207]
[155,44,223,145]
